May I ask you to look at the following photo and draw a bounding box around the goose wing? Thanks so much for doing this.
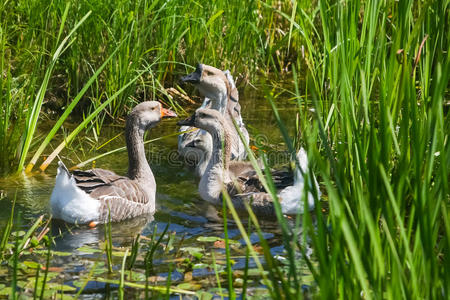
[72,168,123,193]
[73,169,152,222]
[229,168,294,195]
[227,192,276,219]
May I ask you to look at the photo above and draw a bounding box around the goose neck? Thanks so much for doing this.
[125,120,154,181]
[198,123,232,204]
[209,90,228,115]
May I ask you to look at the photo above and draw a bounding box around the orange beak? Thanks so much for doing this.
[160,106,177,118]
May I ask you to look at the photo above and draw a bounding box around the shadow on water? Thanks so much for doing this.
[0,86,313,297]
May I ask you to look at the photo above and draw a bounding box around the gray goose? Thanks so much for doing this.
[186,135,262,178]
[50,101,177,226]
[178,64,249,173]
[178,108,320,218]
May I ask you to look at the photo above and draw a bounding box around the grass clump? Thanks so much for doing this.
[227,0,448,299]
[0,0,304,175]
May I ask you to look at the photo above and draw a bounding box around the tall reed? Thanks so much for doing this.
[230,0,448,298]
[1,0,298,175]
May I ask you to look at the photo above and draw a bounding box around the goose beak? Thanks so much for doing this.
[177,113,196,126]
[160,107,177,118]
[180,63,202,84]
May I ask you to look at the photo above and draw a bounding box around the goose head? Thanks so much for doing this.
[185,134,211,153]
[181,64,229,112]
[177,108,224,135]
[127,101,177,131]
[125,101,176,180]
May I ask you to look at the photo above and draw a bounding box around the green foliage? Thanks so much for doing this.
[227,0,448,298]
[0,0,448,298]
[0,0,299,175]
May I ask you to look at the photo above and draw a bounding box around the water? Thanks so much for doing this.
[0,86,311,298]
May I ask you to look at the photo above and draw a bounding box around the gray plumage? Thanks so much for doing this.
[50,101,176,224]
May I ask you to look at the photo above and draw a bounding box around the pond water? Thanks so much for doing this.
[0,86,314,298]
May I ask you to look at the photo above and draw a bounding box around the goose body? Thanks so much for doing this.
[50,101,176,224]
[186,135,262,178]
[178,64,249,173]
[178,108,320,218]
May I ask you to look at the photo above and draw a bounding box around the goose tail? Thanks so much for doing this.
[57,160,71,176]
[279,148,320,215]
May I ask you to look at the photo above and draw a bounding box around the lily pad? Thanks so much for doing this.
[33,250,72,256]
[76,246,102,254]
[197,236,221,242]
[180,247,203,259]
[23,260,40,269]
[127,271,146,281]
[192,263,209,269]
[195,291,213,300]
[111,250,131,257]
[46,283,77,292]
[177,282,201,291]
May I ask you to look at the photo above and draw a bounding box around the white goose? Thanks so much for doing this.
[178,108,320,218]
[50,101,177,226]
[178,64,249,174]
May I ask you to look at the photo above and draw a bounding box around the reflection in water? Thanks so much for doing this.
[51,214,154,251]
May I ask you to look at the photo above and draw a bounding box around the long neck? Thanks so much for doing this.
[198,123,231,205]
[126,118,154,182]
[209,89,228,115]
[196,141,212,177]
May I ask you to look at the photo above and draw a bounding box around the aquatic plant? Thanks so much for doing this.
[227,0,449,298]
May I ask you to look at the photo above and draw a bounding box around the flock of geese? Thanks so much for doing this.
[50,64,320,226]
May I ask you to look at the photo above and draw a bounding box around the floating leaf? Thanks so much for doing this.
[46,282,77,292]
[112,250,131,257]
[50,250,72,256]
[23,260,40,269]
[176,282,201,291]
[192,263,209,269]
[207,287,228,297]
[92,266,108,276]
[11,230,26,237]
[180,247,203,259]
[128,271,146,281]
[76,246,102,254]
[195,290,213,300]
[197,236,221,242]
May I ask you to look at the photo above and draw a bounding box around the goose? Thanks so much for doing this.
[177,108,320,218]
[50,101,177,226]
[186,136,263,178]
[178,64,249,172]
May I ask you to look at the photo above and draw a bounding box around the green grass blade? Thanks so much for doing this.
[17,10,92,172]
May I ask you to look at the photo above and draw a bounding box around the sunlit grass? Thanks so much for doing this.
[226,0,448,298]
[0,0,298,175]
[0,0,448,298]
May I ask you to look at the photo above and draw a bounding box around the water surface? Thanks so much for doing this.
[0,85,312,298]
